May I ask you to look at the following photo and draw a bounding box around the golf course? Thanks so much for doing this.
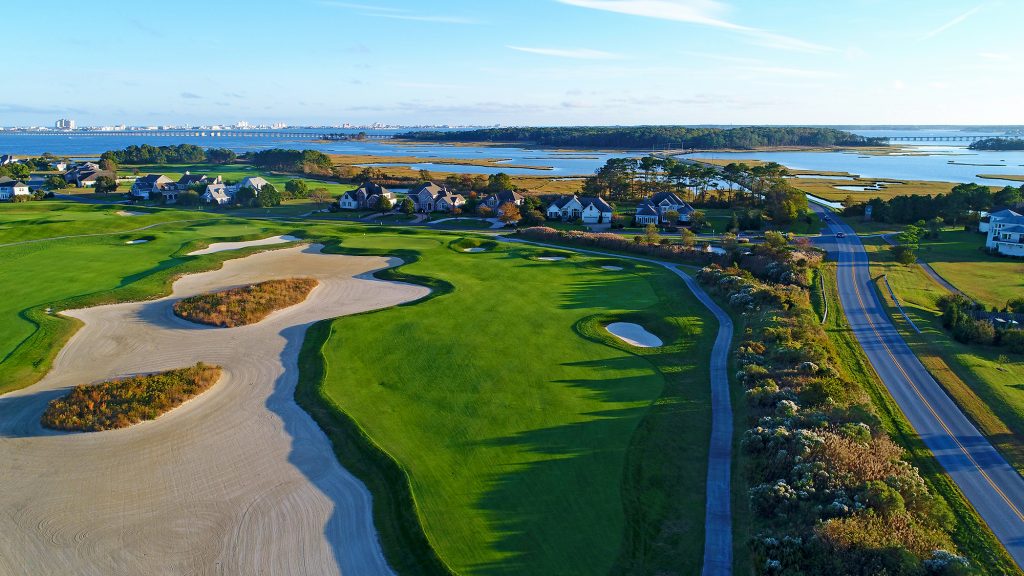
[0,200,717,575]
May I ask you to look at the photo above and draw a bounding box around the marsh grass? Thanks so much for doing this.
[174,278,318,327]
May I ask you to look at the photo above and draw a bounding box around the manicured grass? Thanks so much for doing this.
[0,201,210,245]
[306,234,715,574]
[862,238,1024,476]
[174,278,318,327]
[818,263,1019,574]
[0,208,301,394]
[915,229,1024,308]
[41,363,222,431]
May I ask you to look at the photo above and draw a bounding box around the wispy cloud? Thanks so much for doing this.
[978,51,1009,61]
[920,4,984,40]
[319,1,476,24]
[507,46,623,60]
[180,92,203,99]
[556,0,833,53]
[736,65,840,79]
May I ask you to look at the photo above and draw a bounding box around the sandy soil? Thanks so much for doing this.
[606,322,663,348]
[187,235,302,256]
[0,245,429,575]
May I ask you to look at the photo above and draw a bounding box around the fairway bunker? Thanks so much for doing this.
[538,256,566,261]
[187,235,302,256]
[606,322,663,348]
[125,239,149,245]
[116,210,145,217]
[463,247,487,253]
[0,245,427,575]
[601,266,623,271]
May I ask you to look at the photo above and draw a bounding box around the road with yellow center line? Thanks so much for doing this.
[812,204,1024,569]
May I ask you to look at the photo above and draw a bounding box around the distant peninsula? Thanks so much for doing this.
[396,126,886,150]
[968,137,1024,151]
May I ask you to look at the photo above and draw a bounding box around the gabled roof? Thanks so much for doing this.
[579,196,612,213]
[0,177,28,188]
[649,191,686,206]
[549,195,580,210]
[990,208,1023,219]
[636,202,659,217]
[177,173,208,186]
[356,181,390,196]
[438,193,465,204]
[489,189,523,204]
[999,224,1024,234]
[411,181,446,197]
[238,176,269,189]
[136,174,171,186]
[990,209,1024,225]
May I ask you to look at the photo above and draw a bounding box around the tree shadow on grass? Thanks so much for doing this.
[466,371,663,575]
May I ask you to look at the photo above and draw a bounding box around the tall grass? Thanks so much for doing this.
[41,363,222,431]
[174,278,318,327]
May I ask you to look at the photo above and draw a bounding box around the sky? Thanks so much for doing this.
[3,0,1021,127]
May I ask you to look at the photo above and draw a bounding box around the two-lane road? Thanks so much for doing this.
[813,205,1024,569]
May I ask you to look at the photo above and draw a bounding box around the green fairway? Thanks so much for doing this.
[915,229,1024,308]
[306,235,714,574]
[0,202,717,574]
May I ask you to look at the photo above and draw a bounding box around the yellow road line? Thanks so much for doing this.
[844,248,1024,524]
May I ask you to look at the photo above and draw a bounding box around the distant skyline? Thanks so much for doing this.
[4,0,1020,126]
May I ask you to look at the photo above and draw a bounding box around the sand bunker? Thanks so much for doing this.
[187,235,302,256]
[606,322,663,348]
[116,210,145,217]
[125,239,149,245]
[0,245,425,575]
[463,247,487,253]
[601,266,623,271]
[537,256,566,261]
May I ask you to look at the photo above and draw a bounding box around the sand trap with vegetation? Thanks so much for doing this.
[606,322,663,348]
[187,235,302,256]
[0,244,427,575]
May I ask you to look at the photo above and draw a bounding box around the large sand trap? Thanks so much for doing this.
[187,235,302,256]
[463,247,486,253]
[537,256,566,261]
[606,322,663,348]
[0,245,428,575]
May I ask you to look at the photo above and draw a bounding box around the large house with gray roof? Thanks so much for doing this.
[635,192,694,225]
[985,208,1024,257]
[546,195,614,224]
[0,177,30,201]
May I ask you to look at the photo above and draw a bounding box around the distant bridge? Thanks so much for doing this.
[881,135,988,142]
[9,130,392,141]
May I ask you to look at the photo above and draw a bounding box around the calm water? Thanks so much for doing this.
[0,130,631,176]
[686,145,1024,186]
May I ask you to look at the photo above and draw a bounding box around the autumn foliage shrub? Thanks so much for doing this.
[174,278,318,327]
[41,363,222,431]
[699,262,967,575]
[517,226,723,266]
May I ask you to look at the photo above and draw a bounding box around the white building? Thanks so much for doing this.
[0,177,31,200]
[546,195,614,224]
[985,208,1024,257]
[55,118,76,130]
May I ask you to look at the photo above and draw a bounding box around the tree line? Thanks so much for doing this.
[398,126,886,150]
[246,148,333,175]
[968,138,1024,151]
[843,183,1023,225]
[100,144,237,165]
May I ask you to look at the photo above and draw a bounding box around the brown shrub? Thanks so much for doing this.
[812,433,907,485]
[816,512,952,558]
[173,278,318,327]
[41,363,222,431]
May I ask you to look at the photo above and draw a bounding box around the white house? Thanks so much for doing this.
[985,208,1024,257]
[201,183,231,205]
[130,174,174,200]
[0,177,30,200]
[236,176,270,193]
[641,192,695,224]
[546,195,613,224]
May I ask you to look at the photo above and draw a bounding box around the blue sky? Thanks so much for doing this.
[4,0,1020,126]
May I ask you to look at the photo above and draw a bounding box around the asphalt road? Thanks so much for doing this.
[813,206,1024,569]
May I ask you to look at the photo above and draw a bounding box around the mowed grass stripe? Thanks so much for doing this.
[313,237,713,574]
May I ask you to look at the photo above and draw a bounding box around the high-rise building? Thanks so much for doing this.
[55,118,76,130]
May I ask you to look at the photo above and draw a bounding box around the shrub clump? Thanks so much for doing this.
[699,259,968,575]
[41,363,222,431]
[174,278,318,327]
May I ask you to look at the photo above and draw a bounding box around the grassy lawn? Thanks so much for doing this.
[817,262,1019,574]
[1,204,720,574]
[0,206,301,393]
[306,235,716,574]
[863,237,1024,477]
[915,229,1024,308]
